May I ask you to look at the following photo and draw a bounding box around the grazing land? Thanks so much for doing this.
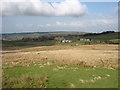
[2,44,119,88]
[2,31,119,88]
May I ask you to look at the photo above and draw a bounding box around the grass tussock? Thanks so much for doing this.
[3,44,118,69]
[2,74,48,88]
[2,61,118,88]
[2,44,118,88]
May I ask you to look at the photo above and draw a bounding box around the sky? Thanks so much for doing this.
[0,0,118,33]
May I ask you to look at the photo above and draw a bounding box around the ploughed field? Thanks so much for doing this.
[2,44,119,88]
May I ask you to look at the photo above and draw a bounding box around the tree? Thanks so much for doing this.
[54,36,65,42]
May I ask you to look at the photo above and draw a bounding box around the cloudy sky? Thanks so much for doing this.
[0,0,118,33]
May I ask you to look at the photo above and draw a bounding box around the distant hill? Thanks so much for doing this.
[2,31,87,41]
[82,31,119,40]
[2,31,119,41]
[2,31,120,48]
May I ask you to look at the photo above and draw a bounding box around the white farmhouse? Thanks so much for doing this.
[62,39,72,43]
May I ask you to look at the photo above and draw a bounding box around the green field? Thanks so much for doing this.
[2,32,120,49]
[3,61,118,88]
[81,32,119,40]
[2,40,56,47]
[2,31,119,88]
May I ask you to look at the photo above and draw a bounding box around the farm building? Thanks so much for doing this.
[61,39,72,43]
[79,38,91,41]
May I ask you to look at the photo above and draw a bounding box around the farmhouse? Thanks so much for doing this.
[61,39,72,43]
[79,38,91,41]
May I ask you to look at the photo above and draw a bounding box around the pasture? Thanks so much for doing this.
[2,44,119,88]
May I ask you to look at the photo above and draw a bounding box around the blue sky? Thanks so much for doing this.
[1,1,118,33]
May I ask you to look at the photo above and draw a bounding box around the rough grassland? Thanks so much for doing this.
[3,61,118,88]
[2,44,119,88]
[3,44,118,68]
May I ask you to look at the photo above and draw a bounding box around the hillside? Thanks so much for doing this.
[82,32,119,40]
[2,31,87,41]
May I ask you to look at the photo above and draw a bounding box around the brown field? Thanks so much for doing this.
[2,44,119,68]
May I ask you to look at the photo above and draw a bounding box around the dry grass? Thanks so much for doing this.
[2,74,48,88]
[2,44,119,68]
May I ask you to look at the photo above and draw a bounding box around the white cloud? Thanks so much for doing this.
[37,18,116,28]
[13,17,117,33]
[46,24,52,26]
[36,18,117,32]
[37,24,44,27]
[0,0,87,16]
